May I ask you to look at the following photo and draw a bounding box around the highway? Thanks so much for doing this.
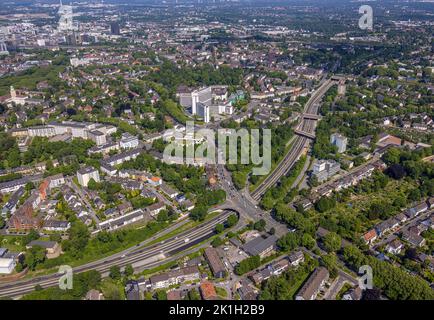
[212,78,340,235]
[0,209,236,298]
[0,78,340,299]
[250,79,337,201]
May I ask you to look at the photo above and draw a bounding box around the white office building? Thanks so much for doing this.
[330,133,348,153]
[177,86,234,123]
[28,126,56,137]
[313,159,341,183]
[58,1,74,32]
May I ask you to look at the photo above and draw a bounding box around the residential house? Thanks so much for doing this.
[200,281,218,300]
[147,202,166,217]
[160,183,179,199]
[386,239,404,255]
[402,230,426,247]
[295,267,329,300]
[85,289,104,300]
[125,281,141,300]
[342,287,363,300]
[148,266,200,290]
[0,258,16,274]
[26,240,61,259]
[362,229,378,245]
[42,220,71,232]
[204,247,226,278]
[288,251,305,266]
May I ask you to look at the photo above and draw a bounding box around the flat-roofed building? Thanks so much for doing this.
[0,257,16,274]
[242,234,278,258]
[120,132,139,149]
[77,166,100,187]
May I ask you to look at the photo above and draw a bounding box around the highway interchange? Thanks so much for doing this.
[0,78,338,299]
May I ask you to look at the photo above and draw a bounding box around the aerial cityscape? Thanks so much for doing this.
[0,0,433,304]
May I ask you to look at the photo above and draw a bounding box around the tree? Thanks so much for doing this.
[87,178,99,190]
[226,214,238,228]
[277,232,300,252]
[109,266,121,280]
[301,233,316,250]
[155,290,167,300]
[323,232,342,252]
[49,233,62,243]
[101,279,123,300]
[189,206,208,221]
[405,247,418,261]
[382,148,401,165]
[186,288,200,300]
[23,229,40,245]
[25,182,34,192]
[63,221,90,258]
[211,237,223,248]
[215,223,224,234]
[362,288,381,300]
[235,255,261,275]
[320,254,338,278]
[342,246,366,269]
[6,148,21,168]
[315,197,336,213]
[124,264,134,277]
[386,164,406,180]
[253,219,266,232]
[24,246,46,271]
[157,210,169,222]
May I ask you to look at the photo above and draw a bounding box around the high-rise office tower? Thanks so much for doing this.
[110,22,121,35]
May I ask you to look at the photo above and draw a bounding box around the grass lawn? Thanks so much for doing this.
[336,283,353,300]
[0,236,25,252]
[287,271,311,299]
[215,286,228,298]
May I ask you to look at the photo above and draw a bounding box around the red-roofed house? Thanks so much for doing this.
[200,281,217,300]
[362,229,377,245]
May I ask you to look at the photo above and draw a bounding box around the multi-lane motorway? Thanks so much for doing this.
[0,210,236,298]
[0,78,339,299]
[251,79,337,201]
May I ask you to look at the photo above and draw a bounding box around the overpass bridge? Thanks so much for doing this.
[294,129,316,139]
[302,113,321,120]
